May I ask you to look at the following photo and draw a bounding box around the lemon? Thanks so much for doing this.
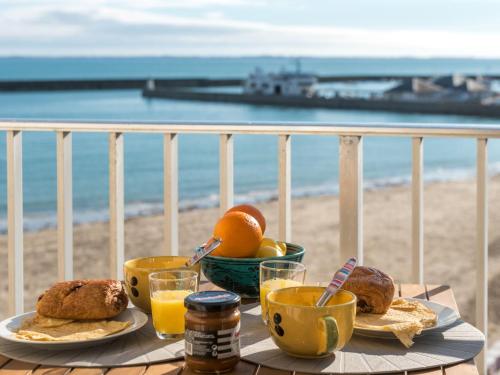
[277,241,287,255]
[255,245,283,258]
[260,237,277,248]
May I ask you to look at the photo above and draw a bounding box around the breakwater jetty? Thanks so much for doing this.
[142,88,500,119]
[6,75,500,92]
[0,78,242,92]
[3,74,500,118]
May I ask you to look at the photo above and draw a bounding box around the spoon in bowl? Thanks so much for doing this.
[185,237,222,267]
[316,257,357,307]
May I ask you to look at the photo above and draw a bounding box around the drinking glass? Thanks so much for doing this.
[149,270,198,339]
[259,260,306,324]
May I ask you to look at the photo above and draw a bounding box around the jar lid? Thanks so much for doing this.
[185,291,241,312]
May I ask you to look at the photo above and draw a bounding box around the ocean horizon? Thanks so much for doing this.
[1,56,500,233]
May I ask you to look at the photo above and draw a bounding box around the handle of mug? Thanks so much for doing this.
[321,316,339,353]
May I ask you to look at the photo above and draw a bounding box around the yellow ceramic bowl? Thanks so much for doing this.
[266,286,356,358]
[123,256,201,312]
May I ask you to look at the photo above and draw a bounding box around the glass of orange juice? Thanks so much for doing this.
[259,260,306,324]
[149,270,198,339]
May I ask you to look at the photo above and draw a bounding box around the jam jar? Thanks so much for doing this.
[184,291,241,373]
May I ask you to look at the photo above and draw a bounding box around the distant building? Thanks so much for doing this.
[243,67,317,97]
[384,74,493,102]
[482,94,500,106]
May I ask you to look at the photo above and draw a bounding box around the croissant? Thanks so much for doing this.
[342,266,395,314]
[37,280,128,320]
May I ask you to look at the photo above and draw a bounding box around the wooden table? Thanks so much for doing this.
[0,284,479,375]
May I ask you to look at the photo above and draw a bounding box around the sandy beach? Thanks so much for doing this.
[1,177,499,344]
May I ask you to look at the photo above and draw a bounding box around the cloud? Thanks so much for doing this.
[0,1,499,57]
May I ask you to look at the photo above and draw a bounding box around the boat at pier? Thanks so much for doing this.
[243,66,317,97]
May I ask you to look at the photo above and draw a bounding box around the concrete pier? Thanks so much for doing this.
[0,78,242,92]
[143,88,500,119]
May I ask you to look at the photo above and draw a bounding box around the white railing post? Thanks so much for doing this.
[7,130,24,315]
[339,136,363,264]
[412,137,424,284]
[57,131,73,280]
[476,138,488,375]
[219,134,234,216]
[278,134,291,242]
[164,133,179,255]
[109,132,124,280]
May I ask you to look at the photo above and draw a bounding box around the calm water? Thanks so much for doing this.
[0,57,499,232]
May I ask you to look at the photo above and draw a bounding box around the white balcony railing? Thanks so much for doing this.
[2,120,500,373]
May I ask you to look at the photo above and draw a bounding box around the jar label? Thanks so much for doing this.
[185,323,240,359]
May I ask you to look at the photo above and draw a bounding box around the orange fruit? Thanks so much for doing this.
[211,211,263,258]
[226,204,266,234]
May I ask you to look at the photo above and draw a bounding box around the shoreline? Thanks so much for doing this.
[2,167,500,235]
[0,177,499,345]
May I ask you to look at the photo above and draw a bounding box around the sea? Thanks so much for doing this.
[0,57,500,233]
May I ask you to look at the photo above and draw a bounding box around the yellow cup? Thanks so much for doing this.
[266,286,356,358]
[123,256,201,312]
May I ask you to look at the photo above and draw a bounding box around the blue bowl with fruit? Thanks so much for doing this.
[201,242,305,298]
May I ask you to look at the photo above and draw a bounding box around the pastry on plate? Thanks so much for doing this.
[37,279,128,320]
[343,266,395,314]
[15,279,131,342]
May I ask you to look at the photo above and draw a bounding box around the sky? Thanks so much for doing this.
[1,0,500,57]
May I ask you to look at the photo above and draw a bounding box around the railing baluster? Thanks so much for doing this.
[7,130,23,315]
[109,132,124,280]
[278,134,291,242]
[476,138,488,375]
[339,136,363,264]
[56,131,73,280]
[219,134,234,216]
[412,137,424,284]
[164,133,179,255]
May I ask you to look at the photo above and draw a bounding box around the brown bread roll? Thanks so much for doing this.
[36,280,128,320]
[342,266,395,314]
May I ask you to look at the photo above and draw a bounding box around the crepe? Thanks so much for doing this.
[31,314,74,328]
[15,314,131,342]
[355,298,437,348]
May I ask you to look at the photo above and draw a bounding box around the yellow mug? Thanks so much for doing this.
[266,286,356,358]
[123,256,201,312]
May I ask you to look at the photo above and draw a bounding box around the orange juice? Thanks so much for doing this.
[151,290,192,336]
[260,278,302,322]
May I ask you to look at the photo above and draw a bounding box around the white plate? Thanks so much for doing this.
[0,308,148,350]
[353,298,460,339]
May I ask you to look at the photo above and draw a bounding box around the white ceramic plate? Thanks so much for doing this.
[353,298,460,339]
[0,308,148,350]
